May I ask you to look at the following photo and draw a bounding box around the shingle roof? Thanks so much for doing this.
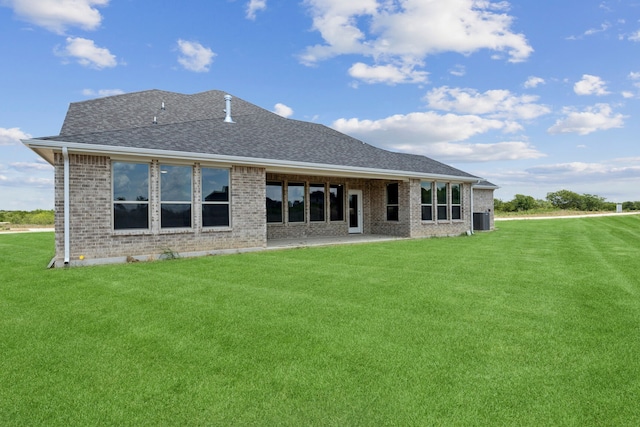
[45,89,479,179]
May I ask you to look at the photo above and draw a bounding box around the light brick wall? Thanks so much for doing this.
[369,180,411,237]
[53,154,491,265]
[408,179,472,237]
[472,188,496,230]
[54,154,266,265]
[266,173,350,239]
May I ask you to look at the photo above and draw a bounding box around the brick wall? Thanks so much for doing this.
[53,154,492,265]
[407,179,472,238]
[266,173,350,239]
[472,188,496,230]
[54,154,266,266]
[369,180,411,237]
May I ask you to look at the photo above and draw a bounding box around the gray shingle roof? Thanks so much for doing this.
[45,89,479,179]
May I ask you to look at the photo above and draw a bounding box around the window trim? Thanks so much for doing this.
[266,181,284,223]
[421,181,434,222]
[287,182,306,223]
[309,183,326,222]
[451,183,462,221]
[201,166,231,228]
[436,182,449,221]
[386,182,399,222]
[329,184,345,222]
[160,164,193,229]
[112,161,151,231]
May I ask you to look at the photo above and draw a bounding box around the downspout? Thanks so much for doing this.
[470,182,474,234]
[470,180,482,234]
[62,147,70,265]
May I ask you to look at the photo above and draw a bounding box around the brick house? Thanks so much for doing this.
[23,89,497,267]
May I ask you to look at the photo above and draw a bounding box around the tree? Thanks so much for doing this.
[512,194,537,211]
[546,190,582,210]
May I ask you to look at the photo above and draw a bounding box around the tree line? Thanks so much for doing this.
[495,189,640,213]
[0,210,54,225]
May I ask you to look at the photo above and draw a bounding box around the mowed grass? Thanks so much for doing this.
[1,216,639,426]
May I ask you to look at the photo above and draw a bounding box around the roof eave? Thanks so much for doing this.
[22,138,481,182]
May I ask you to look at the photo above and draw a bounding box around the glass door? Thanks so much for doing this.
[348,189,363,234]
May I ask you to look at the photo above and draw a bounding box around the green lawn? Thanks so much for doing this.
[1,216,639,426]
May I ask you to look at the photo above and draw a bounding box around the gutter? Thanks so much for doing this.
[23,139,482,184]
[62,146,70,265]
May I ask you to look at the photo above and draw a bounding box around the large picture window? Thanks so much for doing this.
[309,183,325,222]
[451,183,462,220]
[437,182,448,220]
[113,162,149,230]
[202,167,230,227]
[421,181,433,221]
[160,165,192,228]
[329,184,344,221]
[386,182,399,221]
[288,183,305,223]
[266,181,283,223]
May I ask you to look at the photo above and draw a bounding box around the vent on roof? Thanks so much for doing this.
[224,95,234,123]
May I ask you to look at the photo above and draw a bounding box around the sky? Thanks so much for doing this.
[1,0,640,210]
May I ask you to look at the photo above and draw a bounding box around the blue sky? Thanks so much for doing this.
[1,0,639,210]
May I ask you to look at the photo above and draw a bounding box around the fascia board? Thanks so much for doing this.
[22,138,481,183]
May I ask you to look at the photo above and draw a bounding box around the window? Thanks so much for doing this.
[202,167,230,227]
[437,182,448,220]
[421,181,433,221]
[329,184,344,221]
[160,165,192,228]
[309,183,325,222]
[113,162,150,230]
[288,183,305,223]
[266,181,283,223]
[451,183,462,220]
[386,183,399,221]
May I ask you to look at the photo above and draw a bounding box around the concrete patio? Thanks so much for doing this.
[267,234,404,250]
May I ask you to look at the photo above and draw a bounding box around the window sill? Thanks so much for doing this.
[201,226,232,233]
[112,229,153,236]
[159,227,195,235]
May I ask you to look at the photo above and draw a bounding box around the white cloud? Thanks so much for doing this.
[524,76,545,88]
[0,127,31,146]
[629,30,640,42]
[449,65,466,77]
[424,86,550,120]
[574,74,610,96]
[300,0,532,83]
[348,62,428,84]
[584,22,611,36]
[524,161,640,185]
[176,39,216,72]
[10,161,53,171]
[0,175,53,188]
[331,110,545,162]
[2,0,108,33]
[333,111,505,145]
[57,36,117,69]
[246,0,266,20]
[82,88,125,97]
[273,103,293,118]
[488,158,640,202]
[407,140,545,162]
[548,104,625,135]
